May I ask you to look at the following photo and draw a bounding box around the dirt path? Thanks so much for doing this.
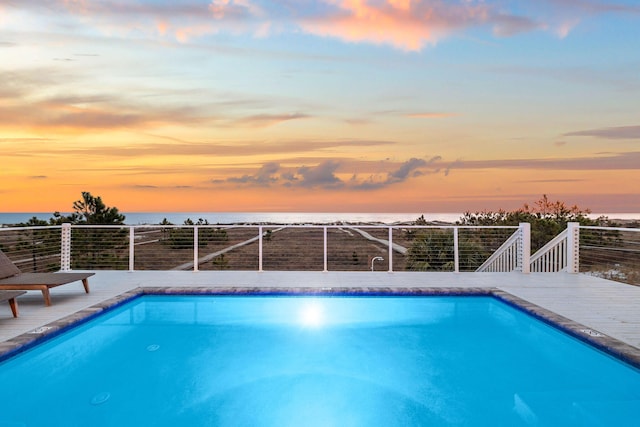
[347,227,408,254]
[171,227,285,270]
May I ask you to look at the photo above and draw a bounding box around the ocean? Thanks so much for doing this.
[1,212,638,226]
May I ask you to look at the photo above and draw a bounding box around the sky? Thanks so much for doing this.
[1,0,639,214]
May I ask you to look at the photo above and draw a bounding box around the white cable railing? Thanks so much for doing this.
[0,224,519,273]
[578,226,640,284]
[3,222,635,281]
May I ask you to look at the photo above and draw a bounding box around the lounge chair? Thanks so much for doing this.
[0,290,26,317]
[0,250,94,306]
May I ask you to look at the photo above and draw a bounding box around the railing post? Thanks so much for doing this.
[129,227,135,271]
[193,226,199,272]
[323,226,328,272]
[566,222,579,273]
[453,227,460,273]
[258,226,263,272]
[388,227,393,272]
[519,223,531,273]
[60,223,71,271]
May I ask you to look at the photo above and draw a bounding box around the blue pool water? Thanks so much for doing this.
[1,295,640,426]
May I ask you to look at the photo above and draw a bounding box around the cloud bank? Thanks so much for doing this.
[219,157,445,190]
[8,0,637,51]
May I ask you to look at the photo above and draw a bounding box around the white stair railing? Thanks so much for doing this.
[476,223,530,272]
[529,222,579,273]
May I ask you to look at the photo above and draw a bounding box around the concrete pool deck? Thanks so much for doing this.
[1,271,639,355]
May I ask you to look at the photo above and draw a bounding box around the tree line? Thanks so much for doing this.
[11,192,618,272]
[405,195,615,271]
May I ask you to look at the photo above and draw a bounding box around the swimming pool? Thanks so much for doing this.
[1,294,639,426]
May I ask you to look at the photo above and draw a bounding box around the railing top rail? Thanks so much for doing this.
[388,225,519,230]
[579,225,640,233]
[65,224,131,229]
[70,224,519,229]
[0,225,63,231]
[4,223,638,232]
[0,223,523,233]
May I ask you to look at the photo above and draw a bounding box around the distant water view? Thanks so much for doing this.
[1,212,638,226]
[0,212,453,226]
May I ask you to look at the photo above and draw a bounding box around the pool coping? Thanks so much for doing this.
[1,286,640,370]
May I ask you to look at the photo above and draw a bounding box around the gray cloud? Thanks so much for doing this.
[492,14,544,37]
[220,156,447,191]
[444,159,463,176]
[132,185,159,189]
[296,160,344,189]
[447,151,640,171]
[563,125,640,140]
[8,0,212,19]
[550,0,640,14]
[123,184,195,190]
[353,157,444,190]
[388,158,428,182]
[516,179,586,183]
[228,162,281,186]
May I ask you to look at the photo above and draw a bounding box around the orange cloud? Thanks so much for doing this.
[156,20,169,35]
[388,0,412,12]
[10,0,634,51]
[300,0,490,51]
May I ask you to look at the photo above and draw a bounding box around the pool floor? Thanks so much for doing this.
[1,295,640,426]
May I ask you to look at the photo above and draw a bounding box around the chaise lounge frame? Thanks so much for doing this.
[0,250,94,306]
[0,290,26,317]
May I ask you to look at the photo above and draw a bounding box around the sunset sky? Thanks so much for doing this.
[1,0,639,214]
